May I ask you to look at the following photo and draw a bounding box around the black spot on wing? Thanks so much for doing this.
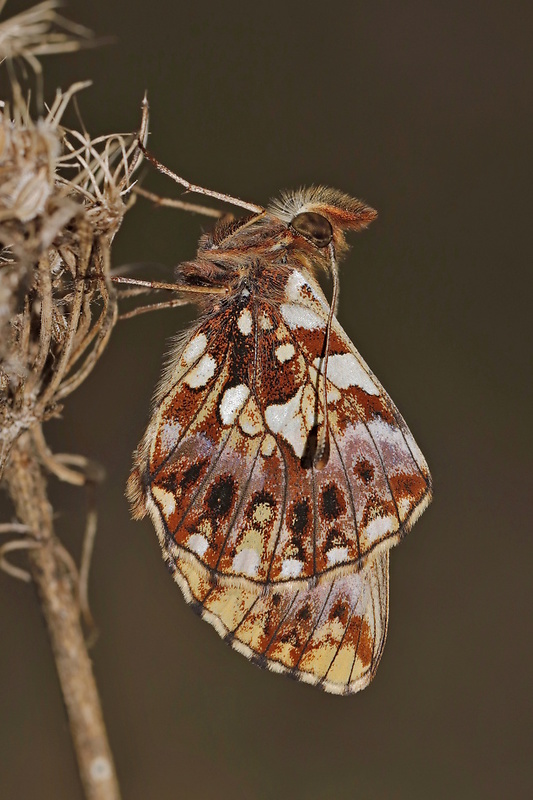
[286,497,311,561]
[320,483,346,520]
[180,459,209,492]
[354,458,375,485]
[325,527,348,551]
[290,498,310,536]
[206,475,237,520]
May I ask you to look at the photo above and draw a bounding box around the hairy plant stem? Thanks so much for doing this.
[4,430,121,800]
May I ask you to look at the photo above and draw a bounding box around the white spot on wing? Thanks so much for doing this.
[326,546,349,566]
[275,342,295,363]
[159,420,181,452]
[285,270,320,303]
[253,502,273,523]
[184,353,216,388]
[285,270,307,301]
[261,435,276,456]
[314,353,379,394]
[152,486,176,516]
[280,303,324,330]
[187,533,209,557]
[364,515,399,544]
[280,558,303,578]
[182,332,208,364]
[265,386,306,457]
[219,384,250,425]
[238,397,264,436]
[308,363,341,406]
[232,548,260,577]
[237,307,253,336]
[327,386,341,404]
[259,312,273,330]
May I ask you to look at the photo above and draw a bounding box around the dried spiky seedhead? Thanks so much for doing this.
[0,83,148,472]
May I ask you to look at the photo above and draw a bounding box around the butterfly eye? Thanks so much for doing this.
[290,212,333,248]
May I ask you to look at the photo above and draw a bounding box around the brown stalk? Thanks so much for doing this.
[4,432,121,800]
[0,5,150,796]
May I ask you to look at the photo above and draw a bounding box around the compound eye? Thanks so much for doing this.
[290,212,333,248]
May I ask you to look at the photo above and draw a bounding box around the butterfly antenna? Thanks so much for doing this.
[137,140,265,215]
[314,242,339,469]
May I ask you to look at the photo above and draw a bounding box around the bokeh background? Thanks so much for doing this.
[1,1,531,798]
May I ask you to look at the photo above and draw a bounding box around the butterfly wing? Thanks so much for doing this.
[252,268,432,582]
[165,537,389,695]
[129,295,287,583]
[129,268,430,586]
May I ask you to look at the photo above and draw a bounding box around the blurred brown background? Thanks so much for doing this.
[1,1,531,798]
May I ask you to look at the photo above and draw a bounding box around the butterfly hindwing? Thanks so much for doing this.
[167,539,389,695]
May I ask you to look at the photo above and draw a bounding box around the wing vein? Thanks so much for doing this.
[294,578,335,670]
[329,426,362,563]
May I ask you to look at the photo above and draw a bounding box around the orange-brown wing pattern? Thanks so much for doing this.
[141,296,285,582]
[253,268,432,582]
[136,269,430,588]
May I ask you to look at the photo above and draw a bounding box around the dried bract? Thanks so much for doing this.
[0,83,148,472]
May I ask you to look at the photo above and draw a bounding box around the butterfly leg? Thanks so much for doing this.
[111,275,229,295]
[111,275,229,319]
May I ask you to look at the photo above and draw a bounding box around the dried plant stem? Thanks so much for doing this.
[4,431,121,800]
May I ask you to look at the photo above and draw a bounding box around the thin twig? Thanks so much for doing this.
[0,537,40,581]
[119,296,190,320]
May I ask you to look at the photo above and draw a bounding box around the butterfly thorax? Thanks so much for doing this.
[174,212,332,309]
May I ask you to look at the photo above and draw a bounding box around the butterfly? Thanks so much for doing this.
[122,155,432,696]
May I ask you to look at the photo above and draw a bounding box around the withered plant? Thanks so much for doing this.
[0,3,149,798]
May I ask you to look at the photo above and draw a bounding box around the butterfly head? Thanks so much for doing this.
[269,185,377,269]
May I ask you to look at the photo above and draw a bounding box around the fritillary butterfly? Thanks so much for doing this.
[124,163,432,695]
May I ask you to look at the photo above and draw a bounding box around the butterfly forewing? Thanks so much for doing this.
[140,269,430,587]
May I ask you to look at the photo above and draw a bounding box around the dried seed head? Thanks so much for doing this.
[0,112,60,223]
[0,69,149,471]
